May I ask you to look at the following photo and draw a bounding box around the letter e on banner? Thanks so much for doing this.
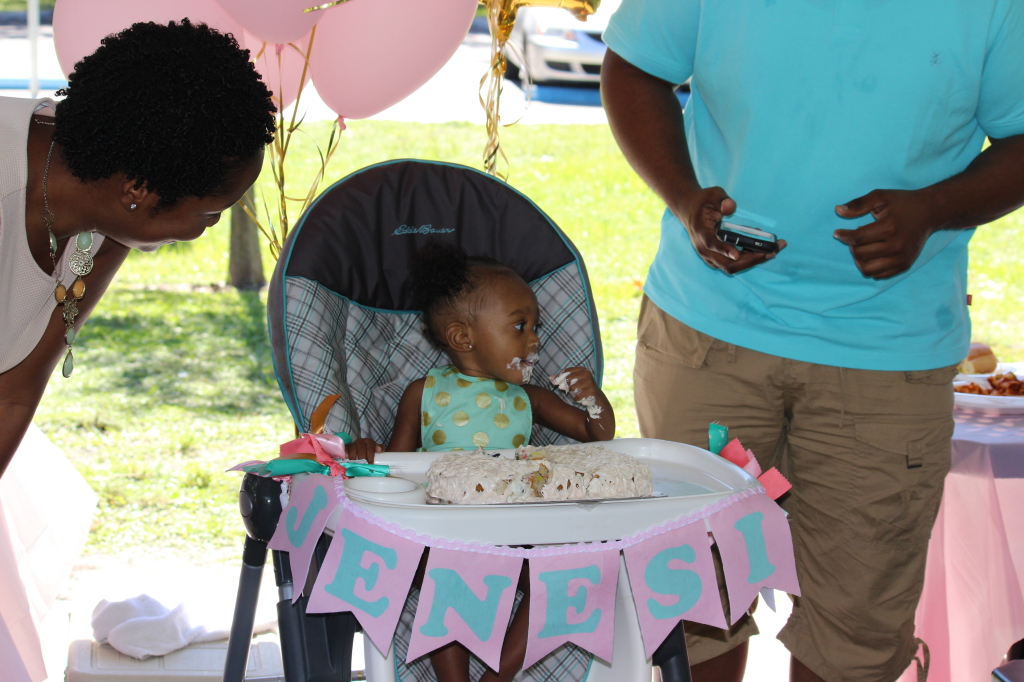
[407,548,523,671]
[524,549,620,669]
[307,510,424,657]
[623,521,725,659]
[707,493,800,624]
[267,474,341,601]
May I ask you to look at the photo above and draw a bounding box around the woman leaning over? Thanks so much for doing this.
[0,19,277,476]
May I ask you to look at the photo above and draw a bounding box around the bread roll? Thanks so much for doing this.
[960,342,997,374]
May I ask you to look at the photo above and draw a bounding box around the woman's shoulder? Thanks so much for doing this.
[0,97,54,197]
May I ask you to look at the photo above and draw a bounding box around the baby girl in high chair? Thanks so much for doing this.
[349,240,615,682]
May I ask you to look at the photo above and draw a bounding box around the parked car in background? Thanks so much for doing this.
[505,0,620,85]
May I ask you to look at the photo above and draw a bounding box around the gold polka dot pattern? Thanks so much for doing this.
[494,381,509,392]
[514,396,527,411]
[424,375,436,389]
[432,430,447,446]
[476,393,492,409]
[435,391,451,407]
[453,410,470,427]
[473,431,490,447]
[493,413,510,429]
[512,434,527,448]
[422,411,431,427]
[456,378,472,388]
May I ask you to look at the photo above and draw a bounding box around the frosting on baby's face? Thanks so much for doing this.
[508,352,541,384]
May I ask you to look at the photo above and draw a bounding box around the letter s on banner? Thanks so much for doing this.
[623,520,726,659]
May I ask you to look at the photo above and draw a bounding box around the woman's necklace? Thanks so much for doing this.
[39,123,93,378]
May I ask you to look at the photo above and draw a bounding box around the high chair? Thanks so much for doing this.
[224,160,692,682]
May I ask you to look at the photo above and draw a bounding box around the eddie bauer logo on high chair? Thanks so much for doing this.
[392,224,456,235]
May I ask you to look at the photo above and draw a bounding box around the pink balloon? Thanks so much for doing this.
[308,0,477,120]
[242,31,313,112]
[53,0,245,78]
[215,0,321,46]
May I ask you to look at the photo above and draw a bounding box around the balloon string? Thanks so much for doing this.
[481,0,510,180]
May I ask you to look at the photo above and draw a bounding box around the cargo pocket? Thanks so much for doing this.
[636,296,715,369]
[849,416,953,548]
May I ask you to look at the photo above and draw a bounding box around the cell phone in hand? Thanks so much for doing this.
[716,221,779,254]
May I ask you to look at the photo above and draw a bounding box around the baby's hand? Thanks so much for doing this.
[550,367,600,407]
[347,438,382,464]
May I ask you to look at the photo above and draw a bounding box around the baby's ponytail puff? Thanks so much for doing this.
[410,240,471,316]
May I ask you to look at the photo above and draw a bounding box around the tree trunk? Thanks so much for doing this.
[229,187,266,291]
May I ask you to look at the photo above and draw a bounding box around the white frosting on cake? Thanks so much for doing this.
[426,444,653,504]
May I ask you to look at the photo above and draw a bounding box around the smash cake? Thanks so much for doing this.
[425,443,653,504]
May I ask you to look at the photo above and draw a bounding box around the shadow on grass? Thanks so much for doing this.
[76,288,282,415]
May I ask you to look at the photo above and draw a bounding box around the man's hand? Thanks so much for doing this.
[347,438,382,464]
[674,187,786,274]
[834,189,938,280]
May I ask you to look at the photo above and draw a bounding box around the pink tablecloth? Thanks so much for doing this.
[899,411,1024,682]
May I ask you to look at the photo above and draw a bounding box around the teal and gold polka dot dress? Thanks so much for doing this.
[419,365,532,451]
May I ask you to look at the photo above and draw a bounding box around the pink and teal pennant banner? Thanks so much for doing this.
[306,505,424,656]
[623,519,725,659]
[707,492,800,624]
[407,548,523,670]
[260,476,798,669]
[524,548,620,668]
[267,474,341,601]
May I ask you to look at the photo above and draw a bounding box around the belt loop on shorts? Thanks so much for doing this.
[727,343,736,363]
[907,440,923,469]
[839,367,846,429]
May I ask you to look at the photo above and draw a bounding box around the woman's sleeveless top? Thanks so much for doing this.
[0,96,104,373]
[419,365,533,451]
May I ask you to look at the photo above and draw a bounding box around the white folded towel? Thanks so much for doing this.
[92,594,274,659]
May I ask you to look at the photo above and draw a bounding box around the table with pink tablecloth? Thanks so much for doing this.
[898,411,1024,682]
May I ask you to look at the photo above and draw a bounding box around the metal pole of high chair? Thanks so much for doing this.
[652,622,692,682]
[225,474,284,682]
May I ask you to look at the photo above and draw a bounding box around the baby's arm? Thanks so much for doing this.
[523,367,615,442]
[387,378,426,452]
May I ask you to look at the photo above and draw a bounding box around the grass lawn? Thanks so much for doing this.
[35,120,1024,557]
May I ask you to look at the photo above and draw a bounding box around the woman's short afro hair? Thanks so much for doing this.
[54,19,276,208]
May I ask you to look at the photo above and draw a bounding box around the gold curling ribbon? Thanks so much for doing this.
[480,0,599,178]
[309,393,343,434]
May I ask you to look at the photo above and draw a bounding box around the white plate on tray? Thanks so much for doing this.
[329,438,758,546]
[954,362,1024,415]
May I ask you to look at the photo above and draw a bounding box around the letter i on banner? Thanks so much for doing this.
[707,493,800,624]
[623,521,726,660]
[407,548,523,671]
[307,510,424,657]
[267,474,342,601]
[524,549,620,669]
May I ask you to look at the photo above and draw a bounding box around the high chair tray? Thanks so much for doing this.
[328,438,758,546]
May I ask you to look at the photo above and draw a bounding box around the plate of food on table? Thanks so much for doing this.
[953,342,1024,414]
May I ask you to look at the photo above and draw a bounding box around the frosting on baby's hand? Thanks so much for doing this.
[550,371,602,419]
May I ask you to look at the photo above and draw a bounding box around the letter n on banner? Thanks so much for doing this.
[707,492,800,624]
[623,521,725,659]
[307,510,424,657]
[407,548,523,671]
[267,474,341,601]
[524,549,620,669]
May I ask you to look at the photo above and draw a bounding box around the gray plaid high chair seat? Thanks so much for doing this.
[268,159,603,448]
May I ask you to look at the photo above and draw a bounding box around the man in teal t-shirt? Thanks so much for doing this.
[601,1,1024,681]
